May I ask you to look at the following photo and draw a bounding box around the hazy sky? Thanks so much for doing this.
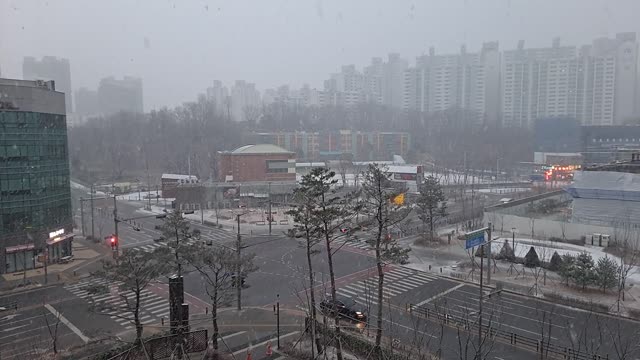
[2,0,639,110]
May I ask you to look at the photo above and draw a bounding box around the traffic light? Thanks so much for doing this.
[109,235,118,249]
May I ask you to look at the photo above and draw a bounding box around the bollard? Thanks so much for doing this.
[428,264,431,271]
[206,307,208,314]
[161,317,164,326]
[440,267,442,273]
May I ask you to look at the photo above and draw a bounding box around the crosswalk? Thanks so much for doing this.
[338,239,372,251]
[64,278,169,330]
[336,267,438,307]
[127,229,236,253]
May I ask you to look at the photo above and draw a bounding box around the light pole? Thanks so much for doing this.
[511,227,517,252]
[268,182,272,236]
[235,211,251,311]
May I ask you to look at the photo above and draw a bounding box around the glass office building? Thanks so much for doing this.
[0,78,73,274]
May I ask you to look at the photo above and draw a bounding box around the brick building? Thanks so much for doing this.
[217,144,296,182]
[250,130,410,161]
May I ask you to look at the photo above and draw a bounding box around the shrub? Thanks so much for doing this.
[548,251,563,271]
[524,246,540,267]
[496,240,515,262]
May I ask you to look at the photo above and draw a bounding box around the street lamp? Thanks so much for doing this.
[235,210,252,311]
[511,227,517,252]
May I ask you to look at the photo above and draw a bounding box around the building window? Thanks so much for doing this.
[266,159,289,173]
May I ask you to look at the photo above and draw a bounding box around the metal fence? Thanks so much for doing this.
[408,304,607,360]
[106,329,208,360]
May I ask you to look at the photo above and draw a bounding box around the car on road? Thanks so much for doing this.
[320,295,367,322]
[153,236,165,242]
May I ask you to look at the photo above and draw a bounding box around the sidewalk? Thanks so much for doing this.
[0,234,105,291]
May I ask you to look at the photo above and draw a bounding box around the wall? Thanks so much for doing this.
[483,211,616,242]
[218,153,296,182]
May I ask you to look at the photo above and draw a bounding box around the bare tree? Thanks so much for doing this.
[88,249,165,343]
[186,245,256,357]
[42,304,62,354]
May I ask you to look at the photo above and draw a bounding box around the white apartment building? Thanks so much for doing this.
[403,42,500,124]
[384,53,408,109]
[206,80,229,116]
[363,57,384,105]
[230,80,260,122]
[502,33,638,127]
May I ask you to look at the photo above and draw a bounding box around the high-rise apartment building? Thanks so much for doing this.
[97,76,144,115]
[363,57,384,105]
[502,33,638,127]
[22,56,73,113]
[206,80,229,116]
[230,80,260,122]
[0,78,74,273]
[383,53,408,109]
[403,43,500,124]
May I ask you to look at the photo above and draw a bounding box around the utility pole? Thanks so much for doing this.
[112,196,119,260]
[276,293,280,348]
[80,197,85,236]
[478,242,484,359]
[487,224,492,285]
[268,182,272,235]
[90,184,95,240]
[236,214,242,311]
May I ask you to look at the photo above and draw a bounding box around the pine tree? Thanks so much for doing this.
[497,240,515,262]
[416,175,447,240]
[595,256,619,293]
[524,246,540,267]
[572,252,596,289]
[548,251,563,271]
[559,254,575,285]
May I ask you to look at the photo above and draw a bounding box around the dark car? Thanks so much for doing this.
[320,295,366,322]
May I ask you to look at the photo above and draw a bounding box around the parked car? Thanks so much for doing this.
[320,295,367,322]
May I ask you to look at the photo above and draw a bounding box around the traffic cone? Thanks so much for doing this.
[266,341,273,357]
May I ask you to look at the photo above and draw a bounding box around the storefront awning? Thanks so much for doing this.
[5,244,35,253]
[46,233,74,245]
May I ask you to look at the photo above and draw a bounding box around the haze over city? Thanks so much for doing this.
[2,0,640,109]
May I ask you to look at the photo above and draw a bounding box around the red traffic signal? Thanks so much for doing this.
[109,235,118,247]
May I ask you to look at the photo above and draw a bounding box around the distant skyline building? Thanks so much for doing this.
[22,56,73,113]
[230,80,260,122]
[195,33,639,128]
[402,42,501,124]
[206,80,229,117]
[97,76,144,115]
[502,33,639,127]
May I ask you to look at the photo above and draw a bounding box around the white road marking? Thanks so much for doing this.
[44,304,90,343]
[416,284,465,307]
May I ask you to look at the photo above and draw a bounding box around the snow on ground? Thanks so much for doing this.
[491,237,640,282]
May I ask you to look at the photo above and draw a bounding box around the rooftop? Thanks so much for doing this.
[228,144,293,155]
[161,174,198,181]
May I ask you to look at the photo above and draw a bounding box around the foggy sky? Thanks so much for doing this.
[2,0,639,111]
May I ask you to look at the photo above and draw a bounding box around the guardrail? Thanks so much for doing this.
[407,304,607,360]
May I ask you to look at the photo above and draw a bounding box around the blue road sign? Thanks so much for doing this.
[465,233,485,249]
